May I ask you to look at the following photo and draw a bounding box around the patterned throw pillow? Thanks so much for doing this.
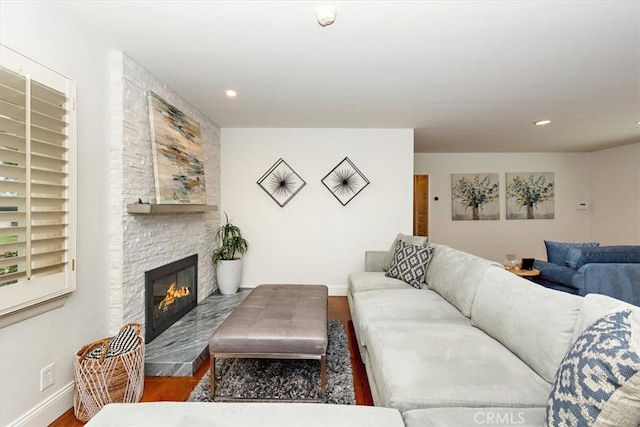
[545,310,640,427]
[382,233,428,271]
[385,240,434,289]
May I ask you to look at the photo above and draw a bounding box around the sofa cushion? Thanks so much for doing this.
[382,233,428,271]
[565,245,640,269]
[572,293,640,345]
[348,272,412,296]
[544,240,599,266]
[471,266,583,383]
[546,310,640,427]
[425,245,500,318]
[385,240,434,289]
[365,323,552,413]
[353,288,470,348]
[402,407,546,427]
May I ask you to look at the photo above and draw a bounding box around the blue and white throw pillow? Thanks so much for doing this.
[385,240,434,289]
[545,310,640,427]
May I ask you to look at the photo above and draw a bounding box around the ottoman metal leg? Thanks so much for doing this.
[210,356,216,399]
[320,355,327,402]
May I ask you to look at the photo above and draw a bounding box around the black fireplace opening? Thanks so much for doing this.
[145,254,198,343]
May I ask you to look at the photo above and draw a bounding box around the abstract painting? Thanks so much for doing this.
[148,91,206,204]
[451,173,499,220]
[322,157,370,206]
[257,158,306,207]
[506,172,554,219]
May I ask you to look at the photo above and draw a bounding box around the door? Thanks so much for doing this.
[413,175,429,237]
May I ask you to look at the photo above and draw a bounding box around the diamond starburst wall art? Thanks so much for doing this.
[322,157,370,206]
[257,158,306,207]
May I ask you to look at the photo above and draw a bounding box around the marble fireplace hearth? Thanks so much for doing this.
[144,289,250,376]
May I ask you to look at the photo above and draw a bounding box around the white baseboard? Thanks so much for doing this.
[241,285,348,296]
[327,285,348,296]
[9,381,74,427]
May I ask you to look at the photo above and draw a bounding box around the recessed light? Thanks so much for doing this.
[534,119,551,126]
[225,90,237,98]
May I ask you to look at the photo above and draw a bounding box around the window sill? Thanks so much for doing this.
[0,292,71,328]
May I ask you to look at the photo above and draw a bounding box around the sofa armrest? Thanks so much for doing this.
[573,263,640,305]
[533,259,555,270]
[365,251,387,272]
[533,259,581,290]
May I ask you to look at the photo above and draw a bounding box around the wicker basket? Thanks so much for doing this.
[73,323,145,422]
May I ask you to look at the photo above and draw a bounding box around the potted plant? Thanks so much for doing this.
[212,213,248,295]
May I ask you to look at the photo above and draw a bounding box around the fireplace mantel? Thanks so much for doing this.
[127,204,218,215]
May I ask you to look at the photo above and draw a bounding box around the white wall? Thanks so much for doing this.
[589,143,640,244]
[0,3,112,426]
[414,152,592,263]
[220,128,414,294]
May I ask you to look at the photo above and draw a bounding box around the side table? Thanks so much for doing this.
[507,267,540,280]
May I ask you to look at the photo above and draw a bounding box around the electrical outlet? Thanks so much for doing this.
[40,363,54,391]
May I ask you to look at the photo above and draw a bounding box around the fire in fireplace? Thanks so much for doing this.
[145,254,198,343]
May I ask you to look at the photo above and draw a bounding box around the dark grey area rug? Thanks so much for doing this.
[187,319,355,404]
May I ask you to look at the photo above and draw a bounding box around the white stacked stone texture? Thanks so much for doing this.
[108,52,220,335]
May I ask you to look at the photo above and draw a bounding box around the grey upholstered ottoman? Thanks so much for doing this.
[209,284,328,402]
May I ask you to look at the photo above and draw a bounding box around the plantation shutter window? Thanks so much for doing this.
[0,45,76,316]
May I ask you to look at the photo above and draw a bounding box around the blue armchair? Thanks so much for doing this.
[532,242,640,306]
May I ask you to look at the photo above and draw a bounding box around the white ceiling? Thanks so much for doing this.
[49,0,639,153]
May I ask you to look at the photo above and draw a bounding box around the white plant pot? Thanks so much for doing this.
[216,259,242,295]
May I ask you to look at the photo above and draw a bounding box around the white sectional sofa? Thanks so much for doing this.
[83,241,639,427]
[348,242,640,427]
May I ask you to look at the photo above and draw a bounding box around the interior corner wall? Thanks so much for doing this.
[588,142,640,244]
[414,152,591,263]
[111,53,221,332]
[220,128,414,295]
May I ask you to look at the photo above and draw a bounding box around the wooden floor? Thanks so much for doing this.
[50,296,373,426]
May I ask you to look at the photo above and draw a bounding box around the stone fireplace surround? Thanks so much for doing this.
[108,51,221,338]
